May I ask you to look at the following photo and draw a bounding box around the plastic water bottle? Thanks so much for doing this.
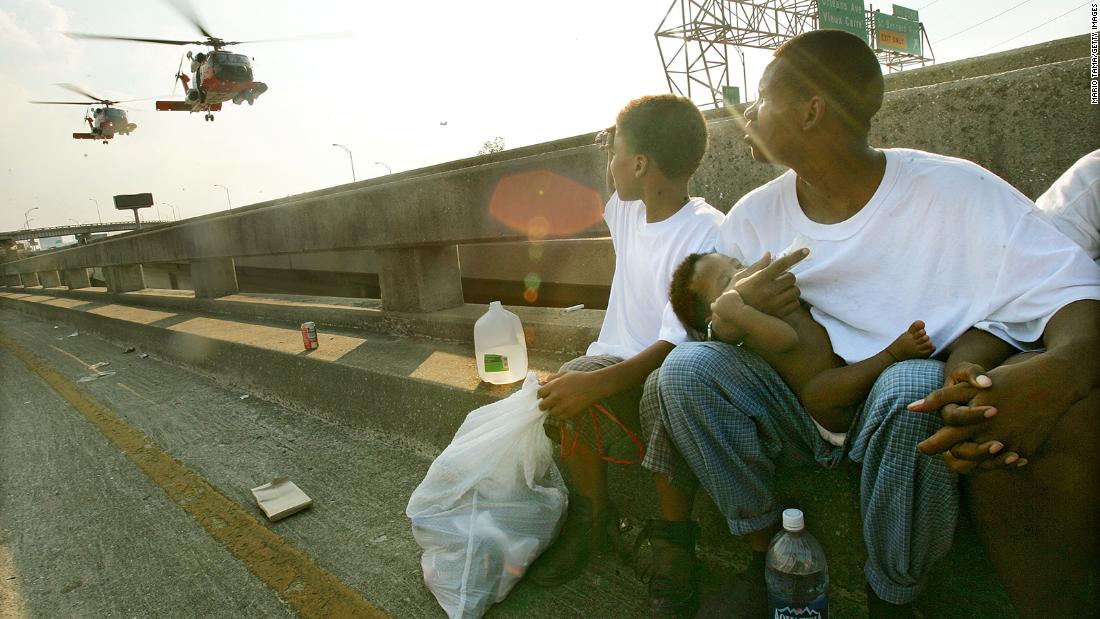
[766,508,829,619]
[474,301,528,384]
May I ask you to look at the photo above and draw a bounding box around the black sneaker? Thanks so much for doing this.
[634,519,701,619]
[693,552,766,619]
[527,494,619,587]
[866,582,917,619]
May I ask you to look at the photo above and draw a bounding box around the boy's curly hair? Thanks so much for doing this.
[616,95,708,179]
[669,252,712,337]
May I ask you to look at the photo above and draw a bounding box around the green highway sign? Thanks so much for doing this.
[817,0,867,39]
[875,10,922,56]
[892,4,919,22]
[722,86,741,105]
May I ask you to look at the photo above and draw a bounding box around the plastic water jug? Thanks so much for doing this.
[474,301,528,384]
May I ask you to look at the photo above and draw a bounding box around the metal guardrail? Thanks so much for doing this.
[1,221,173,242]
[2,49,1097,312]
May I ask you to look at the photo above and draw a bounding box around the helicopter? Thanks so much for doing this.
[66,0,342,122]
[155,48,265,121]
[29,83,141,144]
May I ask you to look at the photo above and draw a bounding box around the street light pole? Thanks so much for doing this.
[374,161,392,175]
[23,207,39,230]
[332,143,356,182]
[88,198,102,223]
[213,184,232,210]
[164,202,180,220]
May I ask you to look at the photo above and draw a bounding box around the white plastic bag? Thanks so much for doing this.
[407,372,567,619]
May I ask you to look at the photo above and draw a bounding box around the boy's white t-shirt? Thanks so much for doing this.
[1036,149,1100,266]
[718,148,1100,366]
[588,192,723,359]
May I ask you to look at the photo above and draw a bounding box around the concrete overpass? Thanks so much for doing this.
[1,220,173,246]
[1,36,1097,617]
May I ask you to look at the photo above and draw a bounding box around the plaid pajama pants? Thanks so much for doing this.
[648,341,958,604]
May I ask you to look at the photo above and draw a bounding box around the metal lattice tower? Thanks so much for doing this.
[655,1,934,109]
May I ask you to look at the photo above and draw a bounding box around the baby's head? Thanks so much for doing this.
[670,252,744,335]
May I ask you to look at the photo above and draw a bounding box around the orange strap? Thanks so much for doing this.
[558,403,646,465]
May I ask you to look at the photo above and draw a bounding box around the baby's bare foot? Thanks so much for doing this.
[887,320,935,361]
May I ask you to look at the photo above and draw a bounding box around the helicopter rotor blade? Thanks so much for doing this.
[65,32,202,46]
[114,96,164,104]
[29,101,95,106]
[232,31,353,45]
[54,82,103,102]
[163,0,216,40]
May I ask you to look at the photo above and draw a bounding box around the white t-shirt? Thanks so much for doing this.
[718,148,1100,366]
[1036,149,1100,266]
[588,192,723,359]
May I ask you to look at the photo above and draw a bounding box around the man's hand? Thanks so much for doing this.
[733,250,807,317]
[537,370,605,421]
[911,354,1076,473]
[908,362,1009,473]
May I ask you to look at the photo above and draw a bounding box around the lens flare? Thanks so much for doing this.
[489,169,604,237]
[527,216,550,240]
[528,243,545,262]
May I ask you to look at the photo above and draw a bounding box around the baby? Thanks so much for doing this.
[670,251,934,439]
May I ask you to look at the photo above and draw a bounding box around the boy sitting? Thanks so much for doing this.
[530,95,723,615]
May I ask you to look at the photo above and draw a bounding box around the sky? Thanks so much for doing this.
[0,0,1094,233]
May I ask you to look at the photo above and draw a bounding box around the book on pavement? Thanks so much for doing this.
[251,477,313,522]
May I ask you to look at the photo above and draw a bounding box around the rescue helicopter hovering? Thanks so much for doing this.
[29,83,142,144]
[66,0,344,122]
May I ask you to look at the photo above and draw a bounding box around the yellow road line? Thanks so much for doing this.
[115,382,158,406]
[1,334,387,618]
[48,344,93,370]
[0,540,27,619]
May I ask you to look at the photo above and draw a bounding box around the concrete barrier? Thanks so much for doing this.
[3,37,1097,318]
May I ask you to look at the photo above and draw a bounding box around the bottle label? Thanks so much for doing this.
[768,593,828,619]
[484,354,509,372]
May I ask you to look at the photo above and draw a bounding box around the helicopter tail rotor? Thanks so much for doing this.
[172,54,186,95]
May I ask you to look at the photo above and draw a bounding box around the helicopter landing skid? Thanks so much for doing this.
[73,132,111,141]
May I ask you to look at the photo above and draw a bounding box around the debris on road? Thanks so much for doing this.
[67,332,79,337]
[251,477,313,522]
[78,371,117,383]
[123,346,136,354]
[239,394,250,400]
[89,361,111,370]
[139,353,149,359]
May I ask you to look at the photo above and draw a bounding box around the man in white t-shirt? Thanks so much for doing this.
[648,30,1100,618]
[528,95,723,616]
[1037,148,1100,265]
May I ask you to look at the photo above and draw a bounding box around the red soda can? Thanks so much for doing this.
[301,321,318,350]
